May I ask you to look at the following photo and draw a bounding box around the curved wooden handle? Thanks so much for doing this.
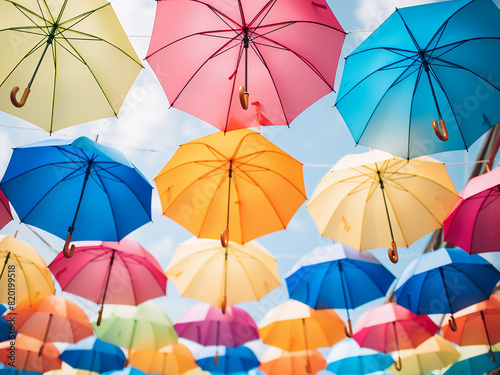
[63,234,75,258]
[432,119,449,141]
[221,296,227,314]
[388,241,399,263]
[124,359,129,367]
[10,87,31,108]
[448,315,457,332]
[305,358,312,374]
[394,356,402,371]
[214,351,219,366]
[344,318,353,337]
[97,305,104,326]
[220,228,229,248]
[38,342,45,357]
[239,86,249,110]
[490,348,495,362]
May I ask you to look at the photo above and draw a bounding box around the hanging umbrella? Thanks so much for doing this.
[388,335,460,375]
[155,128,306,246]
[129,343,198,375]
[146,0,345,132]
[285,242,395,337]
[0,234,54,307]
[444,165,500,253]
[59,336,126,374]
[0,364,39,375]
[6,295,93,355]
[352,302,439,371]
[326,339,394,375]
[442,344,500,375]
[195,345,259,375]
[442,294,500,362]
[165,237,280,313]
[0,136,153,257]
[45,363,100,375]
[0,190,12,230]
[259,347,326,375]
[48,237,167,325]
[306,149,459,263]
[102,366,147,375]
[0,0,142,133]
[0,334,61,373]
[0,305,15,342]
[335,0,500,159]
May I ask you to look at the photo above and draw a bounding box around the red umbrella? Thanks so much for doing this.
[48,237,167,326]
[353,302,439,371]
[0,189,12,230]
[146,0,345,132]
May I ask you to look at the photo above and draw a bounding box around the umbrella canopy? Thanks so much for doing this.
[0,137,152,257]
[326,339,394,375]
[394,247,500,329]
[49,237,167,325]
[388,335,460,375]
[0,190,12,230]
[306,149,459,263]
[0,364,39,375]
[129,343,198,375]
[442,344,500,375]
[285,242,395,336]
[165,238,280,311]
[0,234,54,307]
[155,129,306,245]
[195,345,260,375]
[46,363,100,375]
[146,0,345,132]
[102,366,147,375]
[444,165,500,253]
[335,0,500,159]
[0,0,142,133]
[59,336,126,373]
[259,347,326,375]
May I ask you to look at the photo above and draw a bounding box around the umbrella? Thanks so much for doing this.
[0,190,12,230]
[0,305,15,342]
[335,0,500,159]
[258,300,346,372]
[442,294,500,362]
[165,237,280,312]
[0,334,61,373]
[129,343,198,375]
[353,302,439,371]
[285,242,395,337]
[146,0,345,132]
[48,237,167,325]
[45,363,100,375]
[59,336,126,373]
[306,149,459,263]
[6,295,93,355]
[155,128,306,246]
[394,247,500,331]
[442,344,500,375]
[388,335,460,375]
[0,364,39,375]
[444,165,500,253]
[0,136,153,257]
[195,345,259,375]
[102,366,147,375]
[0,234,54,307]
[0,0,142,133]
[259,347,326,375]
[326,339,394,375]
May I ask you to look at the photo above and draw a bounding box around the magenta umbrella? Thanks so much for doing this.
[0,189,12,230]
[146,0,345,132]
[444,165,500,253]
[48,237,167,326]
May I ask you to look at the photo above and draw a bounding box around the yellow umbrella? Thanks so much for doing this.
[154,128,306,246]
[259,347,327,375]
[0,234,54,306]
[0,0,142,133]
[389,335,460,375]
[129,343,198,375]
[306,149,458,263]
[164,237,280,312]
[45,363,99,375]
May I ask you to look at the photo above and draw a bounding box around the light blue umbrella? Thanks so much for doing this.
[0,363,39,375]
[0,136,152,257]
[102,366,147,375]
[443,345,500,375]
[335,0,500,159]
[196,346,260,374]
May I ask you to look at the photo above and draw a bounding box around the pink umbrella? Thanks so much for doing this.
[0,189,12,230]
[444,165,500,253]
[146,0,346,132]
[48,237,167,326]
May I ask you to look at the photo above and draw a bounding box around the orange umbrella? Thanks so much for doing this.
[442,294,500,362]
[0,334,61,372]
[129,343,198,375]
[259,347,326,375]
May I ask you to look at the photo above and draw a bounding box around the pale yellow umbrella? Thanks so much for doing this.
[306,149,458,263]
[129,343,198,375]
[165,237,280,312]
[389,335,460,375]
[45,362,99,375]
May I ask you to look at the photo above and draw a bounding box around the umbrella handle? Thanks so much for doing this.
[432,119,449,141]
[221,296,227,314]
[344,318,353,338]
[97,305,104,326]
[214,351,219,366]
[388,241,399,263]
[394,356,402,371]
[490,348,495,362]
[239,86,249,110]
[448,315,457,332]
[63,234,75,258]
[10,87,31,108]
[220,229,229,248]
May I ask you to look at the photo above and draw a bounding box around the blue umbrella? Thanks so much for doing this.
[102,366,147,375]
[335,0,500,159]
[394,247,500,331]
[0,305,15,342]
[443,346,500,375]
[196,346,260,374]
[59,336,126,373]
[0,136,152,257]
[326,339,394,375]
[285,243,395,337]
[0,363,39,375]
